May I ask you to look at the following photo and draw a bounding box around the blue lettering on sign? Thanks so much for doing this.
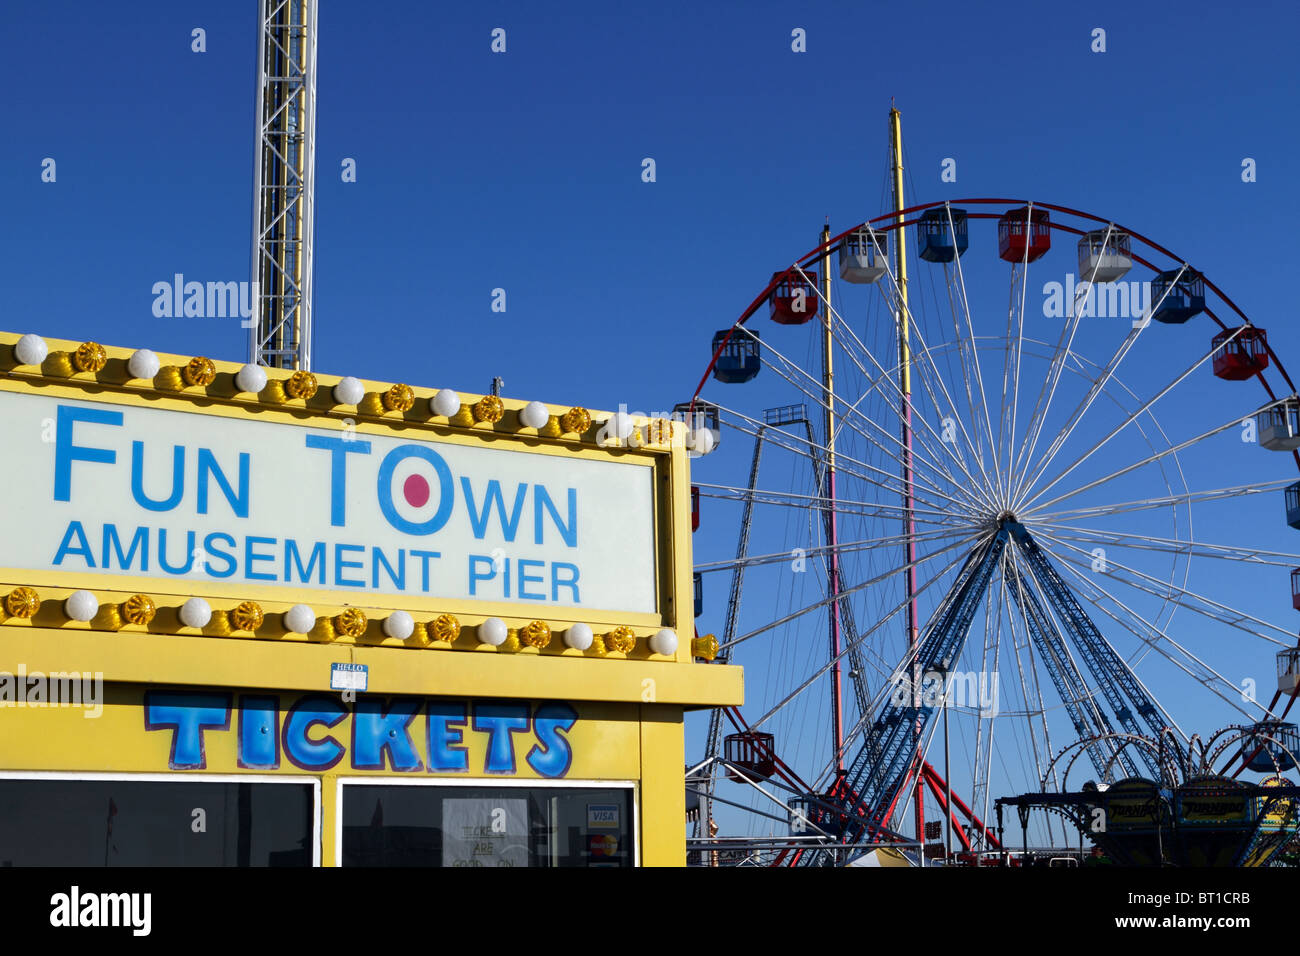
[44,402,597,607]
[334,543,365,587]
[372,547,405,589]
[518,559,545,600]
[282,695,348,771]
[376,445,454,535]
[54,405,122,501]
[304,434,372,527]
[411,550,441,592]
[144,692,580,778]
[158,528,197,574]
[526,703,578,777]
[144,691,232,770]
[427,701,469,772]
[196,448,250,518]
[103,524,149,571]
[472,702,531,774]
[238,695,280,769]
[352,697,424,772]
[53,520,95,567]
[285,539,326,584]
[534,486,577,547]
[245,536,277,581]
[461,479,528,541]
[131,441,184,511]
[203,531,238,578]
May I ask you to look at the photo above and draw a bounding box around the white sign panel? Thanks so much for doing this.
[0,392,657,613]
[441,798,529,867]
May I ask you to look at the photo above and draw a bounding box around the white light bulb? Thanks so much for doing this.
[235,363,268,394]
[127,348,160,380]
[334,376,365,405]
[564,622,594,651]
[519,401,549,429]
[65,590,99,622]
[283,604,316,634]
[383,610,415,639]
[605,411,635,441]
[650,628,679,656]
[431,388,461,418]
[179,597,213,629]
[478,617,508,646]
[690,428,716,456]
[14,334,48,366]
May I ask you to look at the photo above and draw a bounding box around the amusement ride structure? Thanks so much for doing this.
[232,7,1300,865]
[249,0,318,372]
[684,107,1300,866]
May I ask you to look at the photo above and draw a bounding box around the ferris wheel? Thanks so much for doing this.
[683,169,1300,865]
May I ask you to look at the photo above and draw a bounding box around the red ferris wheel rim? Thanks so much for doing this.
[691,198,1300,481]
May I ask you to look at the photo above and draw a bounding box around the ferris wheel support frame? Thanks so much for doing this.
[690,179,1300,863]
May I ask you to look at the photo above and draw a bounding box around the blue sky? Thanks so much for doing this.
[5,0,1300,848]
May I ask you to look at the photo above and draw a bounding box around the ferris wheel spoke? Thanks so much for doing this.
[935,203,1003,490]
[1001,555,1059,795]
[743,536,991,743]
[1013,264,1194,502]
[995,255,1035,505]
[1033,531,1267,722]
[711,418,976,523]
[808,535,1006,775]
[935,262,994,478]
[695,482,979,529]
[722,527,985,655]
[1016,535,1191,744]
[826,252,1004,504]
[819,312,988,501]
[1008,546,1124,764]
[1030,477,1294,524]
[1010,225,1121,494]
[971,571,1005,832]
[716,329,975,507]
[1030,528,1294,646]
[714,403,983,517]
[695,525,975,575]
[808,283,1002,509]
[1019,404,1279,518]
[1013,331,1237,512]
[1034,521,1300,569]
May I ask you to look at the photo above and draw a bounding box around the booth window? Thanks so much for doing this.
[341,783,634,867]
[0,776,315,866]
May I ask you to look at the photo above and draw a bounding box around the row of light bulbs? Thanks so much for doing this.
[9,334,717,453]
[3,585,700,657]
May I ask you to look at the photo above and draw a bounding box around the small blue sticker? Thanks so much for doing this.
[330,662,368,693]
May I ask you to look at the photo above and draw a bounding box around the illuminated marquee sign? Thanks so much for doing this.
[0,391,658,614]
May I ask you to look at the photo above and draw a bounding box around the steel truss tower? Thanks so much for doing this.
[250,0,318,370]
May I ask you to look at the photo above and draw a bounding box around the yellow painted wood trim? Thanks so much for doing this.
[0,628,743,707]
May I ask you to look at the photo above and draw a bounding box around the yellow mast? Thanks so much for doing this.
[890,104,924,845]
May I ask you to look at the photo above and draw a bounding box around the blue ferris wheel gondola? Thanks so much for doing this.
[711,329,761,384]
[1241,721,1300,772]
[917,207,968,263]
[1150,268,1206,324]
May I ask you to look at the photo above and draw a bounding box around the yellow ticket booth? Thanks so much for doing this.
[0,331,741,867]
